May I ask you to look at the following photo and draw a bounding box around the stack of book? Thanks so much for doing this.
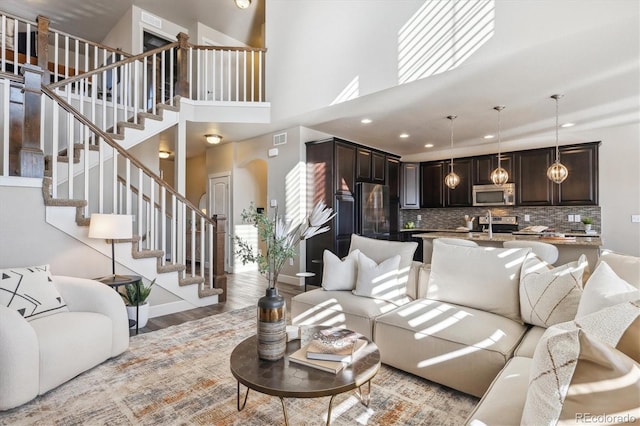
[289,328,367,374]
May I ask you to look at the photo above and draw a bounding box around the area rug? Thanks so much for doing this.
[0,307,478,425]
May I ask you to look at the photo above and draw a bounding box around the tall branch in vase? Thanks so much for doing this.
[235,201,335,288]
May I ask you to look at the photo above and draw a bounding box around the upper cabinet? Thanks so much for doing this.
[446,158,473,207]
[473,154,514,185]
[356,148,372,181]
[516,148,554,206]
[555,143,599,205]
[335,142,356,195]
[420,161,445,208]
[372,152,386,183]
[400,162,420,209]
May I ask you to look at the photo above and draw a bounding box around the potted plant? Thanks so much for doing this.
[581,217,593,231]
[235,200,334,360]
[119,278,155,329]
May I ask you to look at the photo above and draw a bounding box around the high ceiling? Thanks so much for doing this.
[1,1,638,161]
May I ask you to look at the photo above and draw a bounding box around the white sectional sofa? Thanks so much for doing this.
[291,236,640,424]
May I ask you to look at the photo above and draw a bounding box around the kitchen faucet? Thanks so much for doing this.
[487,210,493,239]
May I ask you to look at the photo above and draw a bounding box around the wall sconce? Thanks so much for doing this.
[206,134,223,144]
[234,0,251,9]
[159,151,171,159]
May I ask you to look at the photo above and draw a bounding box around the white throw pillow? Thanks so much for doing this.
[321,249,360,291]
[598,250,640,288]
[0,265,68,320]
[352,252,403,304]
[521,324,640,426]
[520,253,588,327]
[576,261,640,318]
[349,234,417,299]
[427,240,529,323]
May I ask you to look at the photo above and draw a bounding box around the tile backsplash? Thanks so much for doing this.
[400,206,601,233]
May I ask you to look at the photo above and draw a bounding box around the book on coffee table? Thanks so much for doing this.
[306,339,367,362]
[289,346,346,374]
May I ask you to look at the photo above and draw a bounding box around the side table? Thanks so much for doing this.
[96,275,142,335]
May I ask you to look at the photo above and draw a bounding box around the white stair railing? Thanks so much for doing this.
[42,85,222,295]
[0,72,19,177]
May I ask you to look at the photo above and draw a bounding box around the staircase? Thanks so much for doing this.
[0,11,267,310]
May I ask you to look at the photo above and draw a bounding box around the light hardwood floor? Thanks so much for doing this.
[141,271,315,333]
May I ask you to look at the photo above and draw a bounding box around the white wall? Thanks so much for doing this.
[595,123,640,256]
[266,1,422,122]
[196,22,247,47]
[102,7,134,53]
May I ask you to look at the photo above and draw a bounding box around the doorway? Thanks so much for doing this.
[143,31,177,107]
[208,173,231,272]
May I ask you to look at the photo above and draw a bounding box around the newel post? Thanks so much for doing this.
[175,32,190,98]
[12,64,44,177]
[36,15,50,84]
[212,214,228,302]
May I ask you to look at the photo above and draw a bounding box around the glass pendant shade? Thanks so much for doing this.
[490,105,509,186]
[444,115,459,189]
[547,162,568,184]
[445,170,460,189]
[547,94,569,184]
[490,166,509,185]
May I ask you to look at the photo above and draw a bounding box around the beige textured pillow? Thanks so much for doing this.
[522,326,640,426]
[427,240,529,322]
[321,249,360,291]
[576,261,640,318]
[520,253,588,327]
[353,252,404,305]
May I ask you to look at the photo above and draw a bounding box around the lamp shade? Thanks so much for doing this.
[88,214,133,240]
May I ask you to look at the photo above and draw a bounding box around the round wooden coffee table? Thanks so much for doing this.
[230,330,381,425]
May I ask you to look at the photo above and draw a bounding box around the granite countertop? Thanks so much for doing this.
[411,231,602,246]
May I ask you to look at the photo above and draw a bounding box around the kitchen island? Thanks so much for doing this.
[413,231,602,267]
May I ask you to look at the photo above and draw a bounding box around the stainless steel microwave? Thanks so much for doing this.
[472,183,516,206]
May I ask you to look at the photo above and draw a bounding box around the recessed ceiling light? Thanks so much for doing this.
[424,143,434,148]
[205,134,223,144]
[399,133,410,139]
[159,151,171,159]
[483,134,495,139]
[361,118,372,124]
[561,122,575,128]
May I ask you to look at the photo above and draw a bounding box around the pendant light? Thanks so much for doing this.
[490,105,509,186]
[547,94,569,184]
[444,115,460,189]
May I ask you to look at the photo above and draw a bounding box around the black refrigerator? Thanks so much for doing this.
[356,183,390,238]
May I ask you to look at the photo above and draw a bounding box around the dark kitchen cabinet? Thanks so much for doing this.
[555,143,599,205]
[420,161,445,208]
[306,138,399,286]
[401,162,420,209]
[473,154,514,185]
[335,142,356,195]
[387,157,401,233]
[446,157,473,207]
[516,148,554,205]
[401,230,424,262]
[356,148,372,181]
[372,152,386,183]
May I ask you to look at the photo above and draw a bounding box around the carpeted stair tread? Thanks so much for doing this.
[132,249,164,259]
[44,197,87,208]
[105,132,125,140]
[118,121,145,130]
[157,262,186,273]
[198,287,224,298]
[179,275,204,286]
[158,103,179,112]
[138,112,163,121]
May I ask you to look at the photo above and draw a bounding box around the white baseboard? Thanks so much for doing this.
[149,300,196,318]
[279,274,305,287]
[0,176,42,187]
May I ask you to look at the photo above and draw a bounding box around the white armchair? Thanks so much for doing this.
[0,276,129,411]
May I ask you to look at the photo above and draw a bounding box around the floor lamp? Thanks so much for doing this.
[89,213,133,282]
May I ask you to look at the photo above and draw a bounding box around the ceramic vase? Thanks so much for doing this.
[584,224,592,231]
[257,287,286,361]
